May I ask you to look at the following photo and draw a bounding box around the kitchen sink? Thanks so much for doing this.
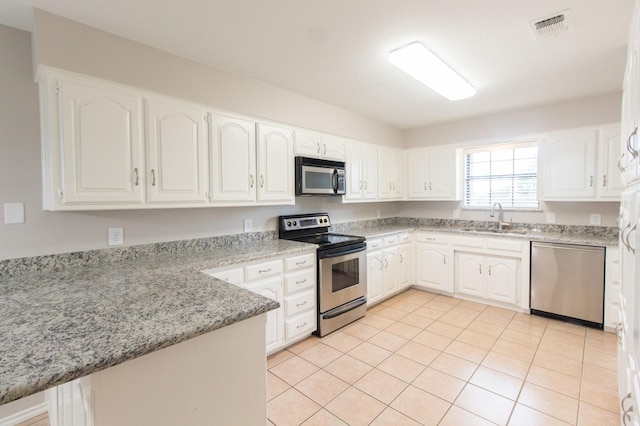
[458,228,529,236]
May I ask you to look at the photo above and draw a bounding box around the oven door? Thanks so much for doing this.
[318,244,367,313]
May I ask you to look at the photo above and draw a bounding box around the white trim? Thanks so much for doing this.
[0,402,48,426]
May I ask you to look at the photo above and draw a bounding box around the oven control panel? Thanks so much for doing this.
[281,214,331,231]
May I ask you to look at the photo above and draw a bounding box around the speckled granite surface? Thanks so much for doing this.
[0,235,315,405]
[333,217,619,246]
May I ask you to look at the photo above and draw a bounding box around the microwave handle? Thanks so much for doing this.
[332,169,339,193]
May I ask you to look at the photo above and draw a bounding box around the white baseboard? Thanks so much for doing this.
[0,402,48,426]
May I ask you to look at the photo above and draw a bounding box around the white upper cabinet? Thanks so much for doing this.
[257,123,294,204]
[209,114,256,203]
[145,98,208,204]
[344,140,378,201]
[56,78,145,206]
[540,126,623,201]
[378,147,403,200]
[406,146,459,200]
[294,130,345,161]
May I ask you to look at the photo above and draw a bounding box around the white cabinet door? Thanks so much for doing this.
[245,277,283,354]
[361,143,378,199]
[398,242,412,290]
[322,134,345,161]
[257,123,294,204]
[367,251,384,305]
[455,253,484,298]
[541,130,597,199]
[597,126,625,199]
[377,146,393,200]
[209,114,256,202]
[415,243,453,293]
[427,146,457,200]
[58,79,144,204]
[294,130,323,158]
[383,247,399,296]
[344,141,363,200]
[145,98,208,203]
[407,148,428,198]
[486,256,519,305]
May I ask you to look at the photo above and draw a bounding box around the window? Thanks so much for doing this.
[464,142,538,209]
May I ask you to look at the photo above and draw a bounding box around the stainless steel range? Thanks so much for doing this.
[279,213,367,336]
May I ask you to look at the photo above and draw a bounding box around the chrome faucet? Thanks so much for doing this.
[490,202,503,231]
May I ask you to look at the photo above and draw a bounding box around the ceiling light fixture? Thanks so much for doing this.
[388,42,476,101]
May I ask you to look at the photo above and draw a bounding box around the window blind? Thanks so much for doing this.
[464,143,538,209]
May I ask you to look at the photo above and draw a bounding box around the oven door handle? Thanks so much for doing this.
[322,297,367,319]
[317,242,367,259]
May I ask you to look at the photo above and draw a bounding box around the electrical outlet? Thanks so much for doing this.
[243,219,253,233]
[108,227,124,246]
[4,203,24,224]
[590,213,602,226]
[546,212,556,224]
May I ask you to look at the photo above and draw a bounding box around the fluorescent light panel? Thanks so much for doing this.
[388,42,476,101]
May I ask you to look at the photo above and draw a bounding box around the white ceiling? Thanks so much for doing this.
[0,0,634,129]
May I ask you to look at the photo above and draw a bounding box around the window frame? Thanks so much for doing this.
[463,141,540,211]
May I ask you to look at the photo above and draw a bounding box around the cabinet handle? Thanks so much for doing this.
[296,279,307,285]
[443,255,447,265]
[364,181,368,190]
[151,169,156,186]
[260,175,264,188]
[258,268,271,273]
[616,322,623,344]
[297,322,307,329]
[134,168,139,186]
[384,259,389,268]
[622,392,633,425]
[589,175,593,187]
[316,142,321,154]
[400,254,404,264]
[488,266,492,276]
[424,182,427,191]
[425,237,436,241]
[602,174,607,187]
[250,174,254,188]
[626,127,638,159]
[392,182,396,191]
[626,224,637,255]
[295,260,307,266]
[323,144,327,155]
[618,152,627,172]
[479,265,482,274]
[389,182,392,190]
[296,301,307,308]
[621,223,632,251]
[379,260,383,270]
[429,182,433,190]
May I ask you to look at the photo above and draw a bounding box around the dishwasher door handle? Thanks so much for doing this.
[531,242,604,252]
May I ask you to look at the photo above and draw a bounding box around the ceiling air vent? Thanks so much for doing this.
[529,9,573,39]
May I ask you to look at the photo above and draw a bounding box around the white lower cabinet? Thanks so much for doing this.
[397,234,413,290]
[455,252,519,304]
[366,238,385,305]
[414,233,454,294]
[204,251,316,354]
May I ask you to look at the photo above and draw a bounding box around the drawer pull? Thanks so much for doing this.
[425,237,435,241]
[296,322,307,329]
[296,301,307,308]
[258,268,271,274]
[295,260,307,266]
[296,279,307,285]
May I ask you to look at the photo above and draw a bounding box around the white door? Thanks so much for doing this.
[407,148,428,199]
[322,134,345,161]
[597,126,625,199]
[377,147,392,200]
[58,79,144,204]
[428,146,456,199]
[415,243,452,293]
[486,256,519,304]
[209,114,256,202]
[455,252,484,298]
[294,130,322,158]
[383,247,399,296]
[362,143,378,199]
[257,123,293,203]
[145,98,208,203]
[391,149,404,199]
[398,242,412,290]
[344,141,363,200]
[541,130,597,199]
[367,251,384,305]
[245,278,283,354]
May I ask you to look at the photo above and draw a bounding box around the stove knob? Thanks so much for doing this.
[293,221,297,226]
[287,221,292,226]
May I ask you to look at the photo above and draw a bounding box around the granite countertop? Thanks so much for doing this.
[0,238,316,405]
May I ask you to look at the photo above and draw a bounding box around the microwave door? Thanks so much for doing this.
[302,165,333,194]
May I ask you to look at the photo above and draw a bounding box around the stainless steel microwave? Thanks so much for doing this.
[295,157,346,196]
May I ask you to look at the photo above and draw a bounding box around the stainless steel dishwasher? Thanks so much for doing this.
[530,242,605,328]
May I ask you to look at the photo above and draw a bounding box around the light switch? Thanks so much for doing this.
[4,203,24,224]
[590,213,602,226]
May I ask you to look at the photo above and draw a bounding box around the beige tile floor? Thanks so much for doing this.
[267,289,619,426]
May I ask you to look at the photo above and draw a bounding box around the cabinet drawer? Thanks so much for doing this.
[416,233,451,244]
[285,269,315,294]
[398,233,412,243]
[245,260,283,281]
[452,235,484,248]
[367,238,383,250]
[383,235,398,246]
[285,311,316,340]
[486,238,525,253]
[284,290,315,317]
[208,268,244,286]
[285,253,315,272]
